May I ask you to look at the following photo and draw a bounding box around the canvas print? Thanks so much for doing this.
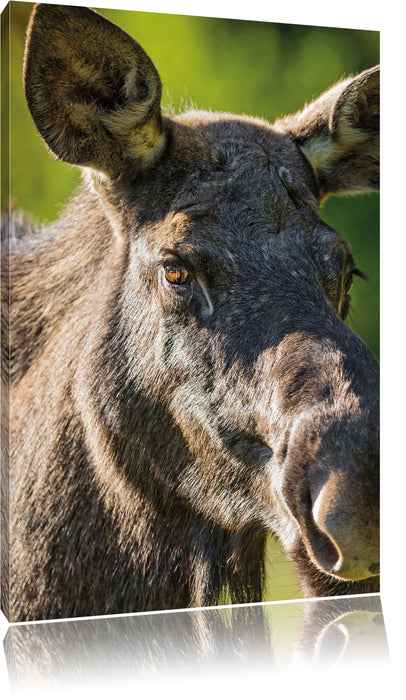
[1,2,380,622]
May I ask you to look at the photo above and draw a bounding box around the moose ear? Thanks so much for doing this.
[23,4,166,177]
[278,66,379,200]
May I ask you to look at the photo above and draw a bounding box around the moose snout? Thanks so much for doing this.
[306,469,380,580]
[281,410,380,582]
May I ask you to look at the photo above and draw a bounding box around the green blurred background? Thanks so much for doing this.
[4,2,379,601]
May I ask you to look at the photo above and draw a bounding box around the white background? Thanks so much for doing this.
[1,0,405,697]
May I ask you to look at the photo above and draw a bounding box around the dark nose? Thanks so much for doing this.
[273,321,379,581]
[308,468,380,580]
[282,409,379,582]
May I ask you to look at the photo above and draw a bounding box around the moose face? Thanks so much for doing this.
[106,112,379,585]
[23,4,379,590]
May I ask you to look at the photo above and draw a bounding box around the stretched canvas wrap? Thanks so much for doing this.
[1,1,380,623]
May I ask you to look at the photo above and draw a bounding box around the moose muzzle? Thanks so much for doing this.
[282,408,380,581]
[307,466,379,580]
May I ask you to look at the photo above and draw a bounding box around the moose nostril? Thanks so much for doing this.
[369,562,380,575]
[307,488,343,572]
[307,520,342,572]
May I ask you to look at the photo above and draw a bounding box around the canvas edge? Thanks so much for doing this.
[1,0,11,623]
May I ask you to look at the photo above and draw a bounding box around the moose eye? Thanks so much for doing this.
[339,266,366,320]
[164,263,192,285]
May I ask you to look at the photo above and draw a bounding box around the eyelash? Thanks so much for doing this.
[340,267,366,319]
[345,267,366,292]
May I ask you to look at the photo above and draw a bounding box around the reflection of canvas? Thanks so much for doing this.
[4,596,388,688]
[1,2,380,622]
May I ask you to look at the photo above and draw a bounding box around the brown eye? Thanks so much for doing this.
[164,264,191,285]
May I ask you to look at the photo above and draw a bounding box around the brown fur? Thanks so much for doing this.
[1,5,379,622]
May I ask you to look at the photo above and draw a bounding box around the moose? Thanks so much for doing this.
[2,4,379,622]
